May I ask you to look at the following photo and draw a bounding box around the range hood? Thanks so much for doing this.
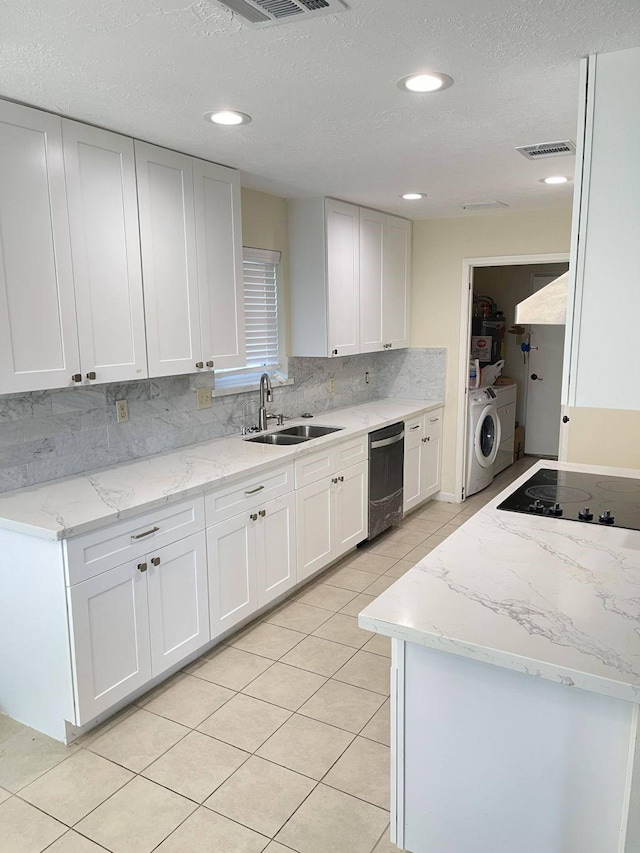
[515,271,569,325]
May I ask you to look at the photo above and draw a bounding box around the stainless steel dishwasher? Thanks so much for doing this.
[367,421,404,540]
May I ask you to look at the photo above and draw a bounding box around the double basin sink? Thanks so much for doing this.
[246,424,343,445]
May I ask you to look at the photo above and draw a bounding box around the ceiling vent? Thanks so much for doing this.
[214,0,347,27]
[515,140,576,160]
[459,201,509,212]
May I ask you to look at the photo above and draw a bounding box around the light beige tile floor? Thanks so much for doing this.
[0,459,535,853]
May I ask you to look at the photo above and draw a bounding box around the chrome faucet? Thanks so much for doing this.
[258,372,273,431]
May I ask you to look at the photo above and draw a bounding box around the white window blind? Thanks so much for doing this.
[243,247,281,369]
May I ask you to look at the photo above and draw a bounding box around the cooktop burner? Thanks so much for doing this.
[497,468,640,532]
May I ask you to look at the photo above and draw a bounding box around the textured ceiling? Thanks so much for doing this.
[1,0,639,217]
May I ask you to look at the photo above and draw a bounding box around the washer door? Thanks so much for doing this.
[474,405,501,468]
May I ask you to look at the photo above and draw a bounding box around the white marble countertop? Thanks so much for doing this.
[0,398,442,541]
[359,460,640,704]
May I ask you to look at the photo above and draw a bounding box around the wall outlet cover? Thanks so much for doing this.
[115,400,129,423]
[197,387,213,409]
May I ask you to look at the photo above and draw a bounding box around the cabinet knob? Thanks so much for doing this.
[332,349,338,356]
[71,374,82,383]
[250,513,258,521]
[195,362,204,369]
[150,556,161,567]
[259,509,266,518]
[422,436,430,442]
[206,360,214,368]
[339,476,344,482]
[86,371,96,381]
[138,562,148,573]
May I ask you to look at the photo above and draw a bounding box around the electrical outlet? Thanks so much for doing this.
[115,400,129,423]
[328,378,335,393]
[197,387,213,410]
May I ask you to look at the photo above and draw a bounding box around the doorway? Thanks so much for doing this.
[456,253,570,502]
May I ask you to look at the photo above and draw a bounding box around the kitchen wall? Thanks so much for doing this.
[473,262,568,425]
[0,348,446,493]
[411,208,573,497]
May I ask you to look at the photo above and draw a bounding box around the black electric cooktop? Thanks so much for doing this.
[497,468,640,532]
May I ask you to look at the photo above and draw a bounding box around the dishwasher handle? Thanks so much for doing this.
[370,431,405,449]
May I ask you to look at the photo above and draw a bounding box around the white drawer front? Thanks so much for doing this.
[334,434,368,470]
[405,417,424,449]
[65,497,205,586]
[205,463,294,526]
[295,448,335,489]
[425,409,443,438]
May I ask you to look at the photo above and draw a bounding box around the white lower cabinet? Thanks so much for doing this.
[68,531,206,725]
[208,492,296,639]
[403,409,443,513]
[297,460,368,582]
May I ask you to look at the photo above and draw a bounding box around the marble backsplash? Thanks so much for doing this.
[0,348,445,493]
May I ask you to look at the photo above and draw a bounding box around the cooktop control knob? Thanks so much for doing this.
[549,503,563,517]
[528,500,545,514]
[578,507,594,521]
[599,510,615,525]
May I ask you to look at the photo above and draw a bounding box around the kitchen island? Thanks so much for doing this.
[359,460,640,853]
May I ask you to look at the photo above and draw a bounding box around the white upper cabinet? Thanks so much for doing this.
[63,121,147,384]
[383,215,411,349]
[0,101,80,393]
[193,158,245,370]
[289,197,410,358]
[135,141,202,377]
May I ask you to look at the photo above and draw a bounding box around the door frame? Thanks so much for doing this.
[455,252,570,502]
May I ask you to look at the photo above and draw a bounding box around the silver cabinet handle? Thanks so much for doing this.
[138,562,147,573]
[131,526,159,540]
[245,485,264,496]
[206,360,214,368]
[429,417,439,423]
[86,372,96,380]
[250,513,258,521]
[409,425,420,431]
[371,432,405,449]
[259,509,266,517]
[195,362,203,369]
[422,436,430,442]
[339,476,344,482]
[150,556,161,566]
[71,373,82,383]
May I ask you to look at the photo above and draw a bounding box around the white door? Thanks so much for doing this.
[135,141,202,377]
[207,512,257,639]
[421,417,443,500]
[525,275,566,456]
[296,476,334,581]
[0,101,80,393]
[359,208,385,353]
[334,461,368,557]
[256,493,296,607]
[68,561,152,724]
[326,199,360,357]
[193,158,245,370]
[147,531,209,676]
[383,215,411,349]
[63,120,147,385]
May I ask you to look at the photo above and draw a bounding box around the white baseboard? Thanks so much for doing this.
[434,491,461,504]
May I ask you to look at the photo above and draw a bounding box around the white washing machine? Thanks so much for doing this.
[465,387,501,497]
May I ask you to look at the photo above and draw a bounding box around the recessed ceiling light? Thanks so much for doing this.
[397,72,453,93]
[540,175,569,185]
[204,110,252,126]
[401,193,426,200]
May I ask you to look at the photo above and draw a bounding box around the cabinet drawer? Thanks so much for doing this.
[405,417,424,449]
[205,463,294,526]
[295,435,368,489]
[65,497,205,586]
[424,409,443,438]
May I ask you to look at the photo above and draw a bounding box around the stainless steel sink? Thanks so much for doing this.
[275,425,343,438]
[245,433,309,445]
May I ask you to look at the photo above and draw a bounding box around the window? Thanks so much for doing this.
[243,247,281,369]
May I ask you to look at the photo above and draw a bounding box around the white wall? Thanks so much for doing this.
[411,209,573,495]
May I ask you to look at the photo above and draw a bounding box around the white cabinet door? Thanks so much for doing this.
[326,199,360,357]
[359,208,385,353]
[296,476,335,581]
[0,101,80,393]
[207,512,258,639]
[193,158,245,371]
[68,561,152,724]
[421,417,443,500]
[147,531,209,676]
[63,121,147,384]
[383,215,411,349]
[135,141,202,377]
[257,492,296,608]
[334,461,368,557]
[403,442,423,513]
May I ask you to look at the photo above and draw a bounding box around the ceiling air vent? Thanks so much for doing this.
[459,201,509,212]
[215,0,347,27]
[516,140,576,160]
